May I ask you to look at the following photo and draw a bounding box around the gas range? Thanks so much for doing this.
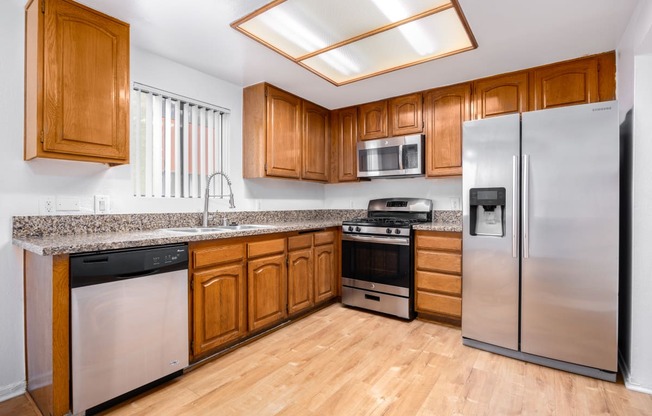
[341,198,433,320]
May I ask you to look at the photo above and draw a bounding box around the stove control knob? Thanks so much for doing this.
[394,229,401,235]
[347,226,353,232]
[355,226,361,232]
[386,228,392,234]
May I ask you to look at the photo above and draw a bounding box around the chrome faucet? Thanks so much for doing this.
[203,172,235,227]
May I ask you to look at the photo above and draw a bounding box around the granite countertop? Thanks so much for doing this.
[12,210,462,256]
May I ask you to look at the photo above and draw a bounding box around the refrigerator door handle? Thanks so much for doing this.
[523,154,529,258]
[512,155,518,258]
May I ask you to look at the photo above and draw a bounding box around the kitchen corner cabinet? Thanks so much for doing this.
[243,83,330,182]
[424,83,471,177]
[389,93,423,136]
[247,238,288,332]
[314,230,337,303]
[303,101,330,181]
[331,106,358,183]
[190,242,247,358]
[358,100,388,140]
[24,0,130,165]
[473,71,529,119]
[415,231,463,323]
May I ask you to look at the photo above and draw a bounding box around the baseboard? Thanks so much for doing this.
[619,350,652,395]
[0,381,26,403]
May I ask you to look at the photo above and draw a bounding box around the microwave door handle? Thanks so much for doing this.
[398,145,404,170]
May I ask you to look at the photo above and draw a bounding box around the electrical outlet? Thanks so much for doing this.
[94,195,111,214]
[39,196,56,215]
[450,197,461,211]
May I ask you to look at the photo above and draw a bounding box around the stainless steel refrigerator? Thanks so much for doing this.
[461,101,619,381]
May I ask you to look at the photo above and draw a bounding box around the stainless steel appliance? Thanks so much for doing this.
[462,101,619,381]
[70,244,189,414]
[342,198,433,319]
[357,134,425,178]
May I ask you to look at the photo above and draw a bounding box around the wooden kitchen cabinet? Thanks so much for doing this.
[389,93,423,136]
[287,234,314,315]
[314,231,337,304]
[303,101,330,182]
[473,71,529,119]
[424,83,471,177]
[415,231,463,324]
[358,100,388,140]
[190,242,247,358]
[331,107,358,183]
[247,238,288,331]
[24,0,130,165]
[531,56,599,110]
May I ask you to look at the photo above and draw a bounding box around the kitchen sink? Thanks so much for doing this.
[215,224,276,231]
[162,227,227,234]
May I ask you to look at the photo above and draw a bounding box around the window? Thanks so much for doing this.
[131,83,230,198]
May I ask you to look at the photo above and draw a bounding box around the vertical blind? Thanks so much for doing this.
[131,83,230,198]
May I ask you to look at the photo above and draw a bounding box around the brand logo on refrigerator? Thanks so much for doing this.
[592,107,612,112]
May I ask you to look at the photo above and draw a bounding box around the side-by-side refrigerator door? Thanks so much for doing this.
[520,102,619,372]
[462,114,520,351]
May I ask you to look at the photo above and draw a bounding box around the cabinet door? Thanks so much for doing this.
[192,263,246,356]
[303,101,330,182]
[248,254,287,331]
[41,0,129,162]
[332,107,358,182]
[358,100,388,140]
[287,247,314,315]
[314,243,336,303]
[473,72,528,119]
[532,58,599,110]
[424,83,470,177]
[389,93,423,136]
[266,86,302,178]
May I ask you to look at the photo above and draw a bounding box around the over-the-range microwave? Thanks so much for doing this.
[357,134,425,179]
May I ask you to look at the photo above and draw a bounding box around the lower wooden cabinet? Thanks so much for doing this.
[192,263,246,356]
[415,231,463,323]
[314,242,336,303]
[288,234,314,315]
[247,238,287,332]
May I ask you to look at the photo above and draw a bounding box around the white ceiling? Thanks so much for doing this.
[77,0,638,109]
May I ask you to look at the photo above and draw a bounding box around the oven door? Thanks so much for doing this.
[341,234,411,295]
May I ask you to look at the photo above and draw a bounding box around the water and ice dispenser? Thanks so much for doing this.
[469,187,506,237]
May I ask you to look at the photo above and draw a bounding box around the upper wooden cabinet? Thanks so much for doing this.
[243,83,329,182]
[358,100,388,140]
[24,0,130,165]
[389,93,423,136]
[331,107,358,183]
[473,71,529,119]
[303,101,330,182]
[531,57,599,110]
[424,83,471,177]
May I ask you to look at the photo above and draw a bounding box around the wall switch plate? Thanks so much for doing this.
[39,196,56,215]
[94,195,111,214]
[450,197,461,211]
[57,197,80,212]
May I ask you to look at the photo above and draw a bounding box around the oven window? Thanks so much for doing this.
[342,240,410,288]
[358,146,400,172]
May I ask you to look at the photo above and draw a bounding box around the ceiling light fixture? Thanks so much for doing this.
[232,0,476,86]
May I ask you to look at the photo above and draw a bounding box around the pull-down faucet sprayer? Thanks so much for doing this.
[202,172,235,227]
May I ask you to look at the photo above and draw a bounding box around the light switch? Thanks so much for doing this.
[94,195,111,214]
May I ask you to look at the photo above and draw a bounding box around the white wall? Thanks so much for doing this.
[0,0,463,401]
[617,0,652,394]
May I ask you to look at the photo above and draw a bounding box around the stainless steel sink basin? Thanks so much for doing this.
[215,224,276,231]
[162,227,227,234]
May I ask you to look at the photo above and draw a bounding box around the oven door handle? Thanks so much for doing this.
[342,234,410,246]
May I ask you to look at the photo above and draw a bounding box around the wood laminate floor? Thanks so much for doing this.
[3,304,651,415]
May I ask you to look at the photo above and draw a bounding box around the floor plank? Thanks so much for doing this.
[3,304,651,415]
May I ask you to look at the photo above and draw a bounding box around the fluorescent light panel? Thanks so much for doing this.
[233,0,476,85]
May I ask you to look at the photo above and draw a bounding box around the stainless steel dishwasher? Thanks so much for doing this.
[70,244,189,415]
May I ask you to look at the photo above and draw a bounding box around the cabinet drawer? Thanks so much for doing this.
[248,238,286,258]
[416,271,461,296]
[288,234,313,251]
[416,250,461,274]
[416,291,462,318]
[416,234,461,252]
[314,230,335,246]
[193,243,245,269]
